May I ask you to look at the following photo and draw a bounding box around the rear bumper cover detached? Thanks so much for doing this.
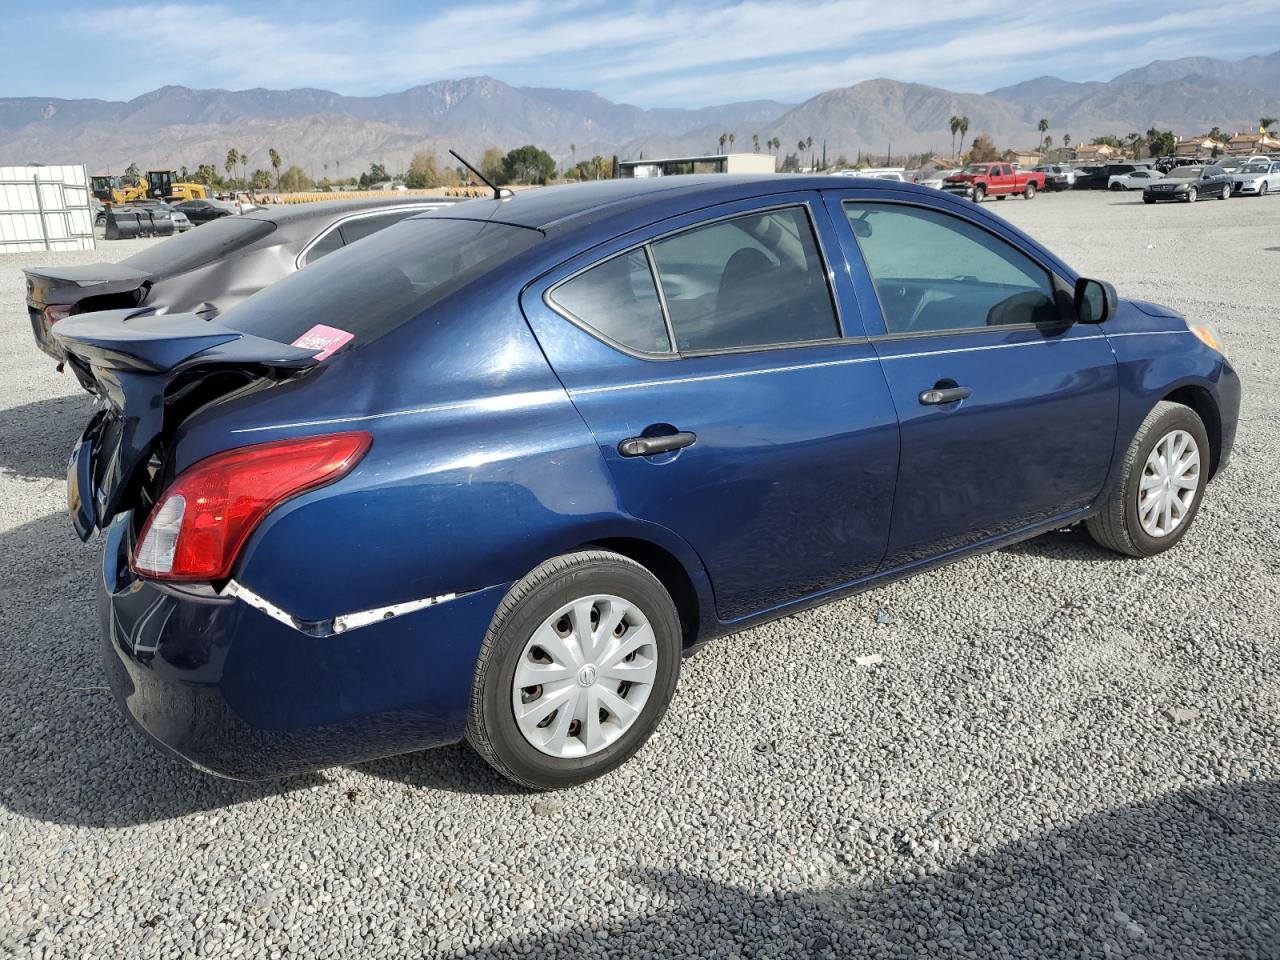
[98,515,508,779]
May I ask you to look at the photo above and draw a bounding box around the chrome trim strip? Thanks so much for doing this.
[877,334,1107,360]
[223,580,465,637]
[574,354,881,395]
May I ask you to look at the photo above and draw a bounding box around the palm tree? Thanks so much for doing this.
[238,150,248,190]
[752,133,760,153]
[949,115,961,160]
[225,148,239,186]
[957,117,970,158]
[1044,135,1053,155]
[1262,117,1278,133]
[728,133,736,151]
[268,148,282,188]
[1062,133,1072,156]
[719,132,728,152]
[771,137,781,152]
[1037,118,1049,153]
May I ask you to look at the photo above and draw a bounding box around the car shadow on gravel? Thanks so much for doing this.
[0,393,96,481]
[1000,526,1130,564]
[0,512,328,827]
[353,742,525,796]
[455,780,1280,958]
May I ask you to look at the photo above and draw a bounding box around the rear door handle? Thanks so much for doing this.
[618,431,697,457]
[918,385,972,405]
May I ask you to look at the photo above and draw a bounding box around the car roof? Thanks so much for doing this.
[412,174,937,233]
[244,197,459,226]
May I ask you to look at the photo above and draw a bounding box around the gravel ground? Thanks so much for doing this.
[1,191,1277,959]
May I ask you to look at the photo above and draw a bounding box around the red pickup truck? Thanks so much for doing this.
[942,163,1045,202]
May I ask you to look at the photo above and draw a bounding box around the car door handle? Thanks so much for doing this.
[918,385,972,405]
[618,431,697,457]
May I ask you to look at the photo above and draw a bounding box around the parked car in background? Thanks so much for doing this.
[918,168,963,189]
[1142,165,1233,203]
[942,163,1045,201]
[1033,164,1076,191]
[24,199,455,367]
[1074,163,1154,190]
[1231,160,1280,196]
[52,175,1239,788]
[173,198,241,225]
[1108,169,1165,191]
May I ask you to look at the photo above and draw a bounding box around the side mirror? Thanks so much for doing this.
[1074,277,1117,324]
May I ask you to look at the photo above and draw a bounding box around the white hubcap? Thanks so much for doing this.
[512,594,658,758]
[1138,429,1200,538]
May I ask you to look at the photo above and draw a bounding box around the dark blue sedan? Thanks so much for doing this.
[55,175,1240,789]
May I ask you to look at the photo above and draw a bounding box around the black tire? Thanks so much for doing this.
[1260,182,1268,197]
[1110,182,1124,191]
[1220,183,1231,200]
[972,185,985,202]
[1085,402,1210,558]
[1143,196,1156,204]
[1023,182,1037,199]
[1186,186,1197,203]
[467,550,682,790]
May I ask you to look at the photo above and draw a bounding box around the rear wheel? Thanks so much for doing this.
[467,550,682,789]
[1086,402,1209,557]
[1023,182,1037,199]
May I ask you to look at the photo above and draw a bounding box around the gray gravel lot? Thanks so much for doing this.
[1,190,1277,959]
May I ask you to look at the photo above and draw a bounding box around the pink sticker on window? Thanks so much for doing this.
[291,324,354,361]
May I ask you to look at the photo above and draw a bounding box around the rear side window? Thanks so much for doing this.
[845,202,1059,334]
[302,211,425,267]
[120,216,276,275]
[551,250,670,354]
[223,217,540,347]
[650,206,839,352]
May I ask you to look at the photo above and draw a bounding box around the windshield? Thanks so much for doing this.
[121,216,276,276]
[221,217,541,348]
[1241,163,1269,173]
[1167,167,1202,179]
[961,165,989,174]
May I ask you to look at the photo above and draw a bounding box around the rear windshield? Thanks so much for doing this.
[220,217,541,347]
[121,216,276,275]
[1167,167,1203,179]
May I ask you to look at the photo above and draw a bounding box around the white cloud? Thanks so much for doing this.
[67,0,1280,105]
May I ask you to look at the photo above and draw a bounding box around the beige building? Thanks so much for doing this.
[618,153,778,178]
[1174,137,1218,157]
[1226,132,1280,155]
[1072,143,1118,162]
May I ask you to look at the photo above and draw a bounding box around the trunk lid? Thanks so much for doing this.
[55,309,319,540]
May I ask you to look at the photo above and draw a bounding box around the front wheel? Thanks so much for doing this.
[972,185,985,202]
[1086,402,1209,557]
[1260,182,1268,197]
[1110,182,1124,191]
[467,550,682,789]
[1220,183,1231,200]
[1186,187,1198,202]
[1023,182,1037,199]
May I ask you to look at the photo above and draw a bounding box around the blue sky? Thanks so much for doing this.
[7,1,1279,106]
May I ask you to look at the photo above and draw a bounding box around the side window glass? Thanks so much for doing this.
[550,250,671,354]
[844,202,1060,334]
[650,206,839,352]
[303,225,346,266]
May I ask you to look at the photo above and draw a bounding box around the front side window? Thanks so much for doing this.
[844,202,1060,335]
[650,206,839,352]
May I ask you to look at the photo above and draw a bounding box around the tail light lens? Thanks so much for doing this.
[132,431,371,581]
[44,305,73,325]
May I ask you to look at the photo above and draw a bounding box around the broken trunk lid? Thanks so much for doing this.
[55,308,320,540]
[24,262,152,307]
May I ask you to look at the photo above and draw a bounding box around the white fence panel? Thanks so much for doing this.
[0,164,95,252]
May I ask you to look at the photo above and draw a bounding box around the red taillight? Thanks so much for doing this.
[44,305,73,325]
[131,431,371,581]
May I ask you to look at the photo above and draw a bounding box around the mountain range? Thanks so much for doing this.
[1,51,1276,175]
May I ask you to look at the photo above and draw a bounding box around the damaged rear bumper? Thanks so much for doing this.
[98,514,509,779]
